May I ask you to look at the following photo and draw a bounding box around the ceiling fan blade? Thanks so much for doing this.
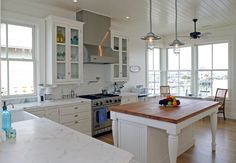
[178,35,189,38]
[200,32,212,37]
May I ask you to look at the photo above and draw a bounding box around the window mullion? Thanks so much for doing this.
[6,23,10,96]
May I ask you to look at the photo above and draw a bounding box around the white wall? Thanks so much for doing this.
[2,0,75,19]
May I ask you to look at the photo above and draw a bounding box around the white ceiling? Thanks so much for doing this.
[14,0,236,36]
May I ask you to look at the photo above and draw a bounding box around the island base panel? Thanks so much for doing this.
[117,119,195,163]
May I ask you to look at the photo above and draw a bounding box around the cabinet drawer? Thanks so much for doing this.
[60,111,91,123]
[63,119,91,134]
[60,103,90,115]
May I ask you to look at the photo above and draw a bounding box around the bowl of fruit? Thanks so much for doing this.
[159,96,180,107]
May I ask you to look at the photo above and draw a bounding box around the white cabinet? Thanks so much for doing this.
[26,109,45,118]
[46,15,83,85]
[59,102,92,136]
[45,108,59,123]
[111,33,129,81]
[25,101,92,136]
[26,107,59,123]
[121,94,138,105]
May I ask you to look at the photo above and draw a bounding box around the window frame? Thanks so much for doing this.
[167,46,192,96]
[1,21,36,98]
[146,47,161,95]
[196,42,229,97]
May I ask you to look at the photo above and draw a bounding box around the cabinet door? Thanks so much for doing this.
[111,34,128,81]
[26,109,45,118]
[45,108,59,123]
[121,38,128,78]
[69,28,80,80]
[56,25,67,81]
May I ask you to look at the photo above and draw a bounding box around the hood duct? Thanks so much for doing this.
[76,10,118,64]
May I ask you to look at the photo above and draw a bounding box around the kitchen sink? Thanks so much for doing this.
[11,110,38,123]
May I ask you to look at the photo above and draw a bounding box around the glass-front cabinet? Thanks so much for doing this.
[111,33,128,81]
[46,16,83,84]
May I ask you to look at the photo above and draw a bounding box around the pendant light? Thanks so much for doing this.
[141,0,161,49]
[169,0,184,54]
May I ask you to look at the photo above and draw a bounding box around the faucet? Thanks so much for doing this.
[113,82,122,94]
[7,103,14,109]
[71,90,75,98]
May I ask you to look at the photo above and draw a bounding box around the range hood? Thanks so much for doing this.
[83,44,118,64]
[76,10,118,64]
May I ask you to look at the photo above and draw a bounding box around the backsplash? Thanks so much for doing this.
[1,64,129,105]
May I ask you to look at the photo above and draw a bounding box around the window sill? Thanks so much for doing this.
[1,96,37,104]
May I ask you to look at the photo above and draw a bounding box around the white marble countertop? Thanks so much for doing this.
[12,98,91,111]
[0,118,134,163]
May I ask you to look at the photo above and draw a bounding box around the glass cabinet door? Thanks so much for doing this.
[113,64,120,78]
[56,26,66,80]
[121,38,128,78]
[113,37,119,50]
[70,28,79,79]
[112,35,128,80]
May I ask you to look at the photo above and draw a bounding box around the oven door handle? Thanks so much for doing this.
[96,111,99,123]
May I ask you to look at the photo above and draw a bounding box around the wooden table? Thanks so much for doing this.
[110,98,219,163]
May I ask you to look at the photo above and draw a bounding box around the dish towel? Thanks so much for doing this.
[98,108,108,124]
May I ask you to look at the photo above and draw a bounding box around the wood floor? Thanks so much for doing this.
[96,117,236,163]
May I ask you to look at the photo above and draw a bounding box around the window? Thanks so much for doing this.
[1,22,35,97]
[167,47,192,96]
[197,43,228,97]
[147,48,160,95]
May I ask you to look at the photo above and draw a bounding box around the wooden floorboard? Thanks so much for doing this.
[96,117,236,163]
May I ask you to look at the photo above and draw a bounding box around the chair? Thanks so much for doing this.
[214,88,228,120]
[160,86,170,97]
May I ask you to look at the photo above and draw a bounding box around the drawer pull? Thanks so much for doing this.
[74,115,78,117]
[75,121,79,124]
[74,107,78,110]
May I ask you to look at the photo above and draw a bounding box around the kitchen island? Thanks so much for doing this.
[110,98,219,163]
[0,118,135,163]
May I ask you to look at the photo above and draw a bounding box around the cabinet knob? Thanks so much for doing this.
[74,107,78,109]
[75,121,78,124]
[74,115,78,117]
[68,72,71,75]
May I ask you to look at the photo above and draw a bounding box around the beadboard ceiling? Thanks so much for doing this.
[11,0,236,36]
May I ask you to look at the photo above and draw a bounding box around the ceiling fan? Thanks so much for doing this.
[179,18,212,40]
[190,18,201,39]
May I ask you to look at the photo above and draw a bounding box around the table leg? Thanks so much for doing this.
[168,134,179,163]
[112,118,118,147]
[210,112,217,152]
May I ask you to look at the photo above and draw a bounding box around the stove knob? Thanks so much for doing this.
[100,102,103,105]
[95,102,99,106]
[109,100,112,103]
[118,99,121,102]
[106,100,109,103]
[114,99,117,103]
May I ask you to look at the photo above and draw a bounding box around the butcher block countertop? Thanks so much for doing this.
[110,98,219,124]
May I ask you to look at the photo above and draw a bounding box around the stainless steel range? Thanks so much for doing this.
[79,93,121,136]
